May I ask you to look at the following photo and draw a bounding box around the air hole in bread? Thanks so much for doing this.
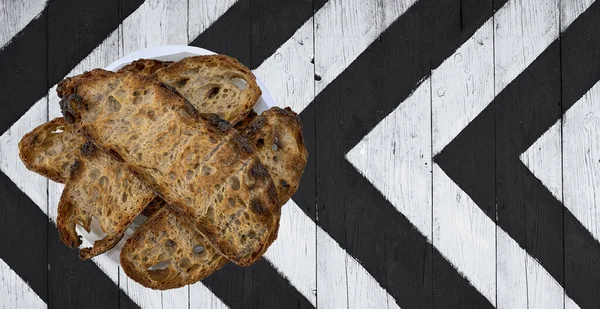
[147,261,170,271]
[176,78,189,87]
[280,179,290,189]
[165,239,176,248]
[202,166,213,176]
[122,192,128,202]
[186,170,195,181]
[107,96,122,113]
[248,231,257,239]
[230,78,248,90]
[51,126,64,134]
[256,138,265,149]
[228,197,236,206]
[75,216,108,247]
[193,245,205,254]
[229,176,240,190]
[207,87,220,99]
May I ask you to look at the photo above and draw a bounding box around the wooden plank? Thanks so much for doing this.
[0,258,46,309]
[0,0,46,48]
[562,83,600,309]
[493,1,561,308]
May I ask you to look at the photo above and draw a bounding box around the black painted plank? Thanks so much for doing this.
[436,2,600,308]
[190,0,328,69]
[295,0,505,307]
[561,2,600,308]
[203,260,313,309]
[0,0,144,135]
[0,172,48,303]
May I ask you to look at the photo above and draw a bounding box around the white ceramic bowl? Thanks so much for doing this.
[76,45,275,264]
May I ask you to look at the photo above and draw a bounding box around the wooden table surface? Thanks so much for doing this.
[1,0,600,308]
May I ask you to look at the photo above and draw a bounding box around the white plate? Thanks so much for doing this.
[76,45,276,265]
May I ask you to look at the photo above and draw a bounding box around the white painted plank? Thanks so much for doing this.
[316,227,400,309]
[188,0,239,41]
[497,229,571,309]
[122,0,188,55]
[432,20,494,155]
[189,283,229,309]
[0,0,47,48]
[347,79,432,240]
[346,81,432,308]
[520,121,562,201]
[264,200,316,305]
[254,0,418,113]
[432,165,496,303]
[494,0,559,93]
[0,258,46,309]
[563,80,600,241]
[560,0,595,31]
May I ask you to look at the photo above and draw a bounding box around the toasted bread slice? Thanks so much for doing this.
[243,107,308,204]
[154,55,261,125]
[57,141,155,259]
[120,204,227,290]
[62,70,279,265]
[18,117,85,183]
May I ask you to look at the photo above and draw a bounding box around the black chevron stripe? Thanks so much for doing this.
[0,171,141,309]
[435,1,600,308]
[294,0,506,307]
[0,0,145,135]
[190,0,328,69]
[203,260,313,309]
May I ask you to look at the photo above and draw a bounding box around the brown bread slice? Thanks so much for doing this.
[18,117,85,183]
[62,70,279,265]
[243,107,308,204]
[153,55,261,125]
[57,141,155,259]
[120,204,227,290]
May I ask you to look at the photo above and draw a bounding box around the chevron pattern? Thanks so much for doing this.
[1,0,600,308]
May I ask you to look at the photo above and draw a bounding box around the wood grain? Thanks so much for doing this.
[0,0,46,48]
[0,258,46,309]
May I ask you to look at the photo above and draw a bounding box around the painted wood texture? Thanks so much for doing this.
[2,0,600,308]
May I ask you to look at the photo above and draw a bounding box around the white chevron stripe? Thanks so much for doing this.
[348,0,589,307]
[520,122,562,201]
[0,258,46,309]
[0,0,47,49]
[523,79,600,245]
[254,0,418,113]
